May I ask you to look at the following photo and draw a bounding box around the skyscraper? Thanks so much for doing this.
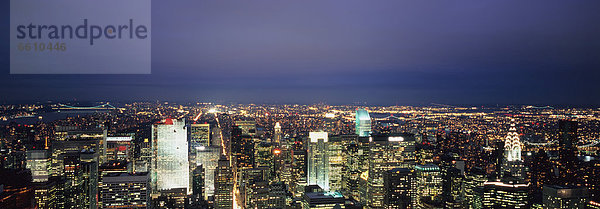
[383,168,413,209]
[214,155,234,209]
[196,146,222,200]
[328,135,345,192]
[364,134,416,208]
[308,131,330,191]
[26,150,50,183]
[192,165,205,203]
[291,142,308,197]
[502,120,524,179]
[355,109,371,137]
[150,118,190,194]
[231,126,255,170]
[414,164,443,208]
[481,179,530,208]
[557,119,579,185]
[190,123,211,149]
[99,172,149,209]
[274,122,282,144]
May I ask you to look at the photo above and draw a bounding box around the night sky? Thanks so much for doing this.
[1,0,600,106]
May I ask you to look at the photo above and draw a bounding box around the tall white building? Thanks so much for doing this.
[503,119,524,178]
[274,122,282,144]
[308,132,330,191]
[151,118,191,194]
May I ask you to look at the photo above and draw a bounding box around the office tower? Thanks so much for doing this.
[255,142,275,179]
[355,109,371,137]
[542,185,588,209]
[54,127,108,164]
[328,135,344,192]
[190,123,211,148]
[308,131,330,191]
[268,182,287,208]
[502,120,524,179]
[557,119,579,185]
[32,176,68,209]
[196,145,221,200]
[364,134,416,208]
[383,168,413,209]
[291,142,308,197]
[150,118,190,194]
[188,124,211,204]
[105,136,132,162]
[26,149,50,182]
[241,167,269,208]
[462,168,487,209]
[235,121,257,136]
[231,126,255,170]
[342,137,361,200]
[214,155,234,209]
[99,172,149,209]
[443,167,464,208]
[138,135,152,163]
[414,164,443,208]
[302,191,346,209]
[481,178,530,208]
[50,136,102,177]
[192,165,205,203]
[274,122,283,144]
[63,154,94,208]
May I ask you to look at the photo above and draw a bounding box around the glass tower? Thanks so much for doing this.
[355,109,372,137]
[308,132,330,191]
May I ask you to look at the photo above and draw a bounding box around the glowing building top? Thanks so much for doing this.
[355,108,372,137]
[504,120,522,162]
[502,119,525,179]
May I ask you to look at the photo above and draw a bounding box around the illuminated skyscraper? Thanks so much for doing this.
[196,146,221,200]
[355,109,371,137]
[150,118,190,194]
[26,150,50,183]
[105,136,132,162]
[308,132,330,191]
[414,164,443,208]
[214,155,234,209]
[502,120,524,179]
[328,135,345,192]
[291,142,308,197]
[481,179,530,208]
[99,172,149,209]
[274,122,282,144]
[235,121,257,136]
[231,126,255,170]
[364,134,416,208]
[190,123,211,148]
[383,168,413,209]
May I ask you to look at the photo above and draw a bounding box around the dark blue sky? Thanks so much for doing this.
[2,0,600,106]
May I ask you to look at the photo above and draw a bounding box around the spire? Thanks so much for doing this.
[504,119,522,162]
